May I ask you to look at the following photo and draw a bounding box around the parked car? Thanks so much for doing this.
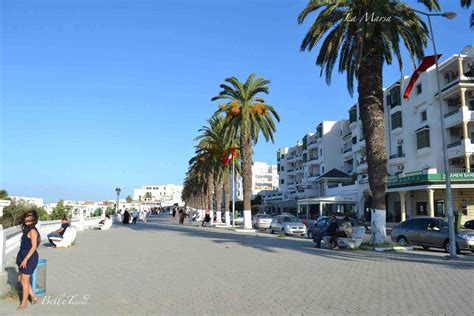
[252,214,272,230]
[270,215,306,236]
[307,216,358,246]
[464,220,474,230]
[391,217,474,254]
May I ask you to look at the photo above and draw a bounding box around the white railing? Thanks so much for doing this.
[1,216,104,273]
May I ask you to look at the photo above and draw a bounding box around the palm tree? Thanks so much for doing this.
[212,73,280,229]
[195,116,241,225]
[298,0,436,244]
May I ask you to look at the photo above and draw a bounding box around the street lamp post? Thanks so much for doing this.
[115,187,121,215]
[398,4,458,257]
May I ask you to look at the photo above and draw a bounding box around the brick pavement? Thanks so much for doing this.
[0,214,473,315]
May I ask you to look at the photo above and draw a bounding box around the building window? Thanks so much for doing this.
[416,202,428,216]
[416,84,422,95]
[280,179,284,184]
[281,154,285,159]
[319,149,322,156]
[352,136,357,144]
[469,100,474,111]
[416,129,430,149]
[391,111,403,130]
[281,166,284,171]
[435,200,445,217]
[349,107,357,123]
[321,167,325,174]
[397,145,403,156]
[421,110,427,122]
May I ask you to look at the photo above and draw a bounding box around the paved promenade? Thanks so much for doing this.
[1,214,473,315]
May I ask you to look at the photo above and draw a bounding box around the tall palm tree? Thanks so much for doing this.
[212,73,280,229]
[298,0,436,244]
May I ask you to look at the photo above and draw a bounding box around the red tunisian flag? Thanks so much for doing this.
[403,54,442,100]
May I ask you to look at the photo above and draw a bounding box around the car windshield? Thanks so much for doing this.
[282,216,299,223]
[257,214,271,219]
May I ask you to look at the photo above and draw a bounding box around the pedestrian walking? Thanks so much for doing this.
[122,210,130,224]
[172,208,176,222]
[132,209,138,224]
[179,208,184,224]
[16,211,40,311]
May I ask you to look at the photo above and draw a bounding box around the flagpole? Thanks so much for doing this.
[232,155,235,229]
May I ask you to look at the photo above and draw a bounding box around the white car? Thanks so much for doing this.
[252,214,272,230]
[270,215,307,236]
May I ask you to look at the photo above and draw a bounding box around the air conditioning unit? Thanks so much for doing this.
[397,165,405,171]
[397,139,404,144]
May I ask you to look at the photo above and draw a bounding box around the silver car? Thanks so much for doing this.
[391,217,474,254]
[270,215,307,236]
[252,214,272,230]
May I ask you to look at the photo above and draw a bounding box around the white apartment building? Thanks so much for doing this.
[133,184,184,206]
[230,161,279,201]
[264,45,474,223]
[9,196,44,208]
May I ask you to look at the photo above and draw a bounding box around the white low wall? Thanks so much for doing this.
[0,216,103,273]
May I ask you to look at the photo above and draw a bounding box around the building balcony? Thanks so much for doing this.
[307,156,320,165]
[388,153,406,165]
[447,139,474,159]
[391,126,403,135]
[307,140,318,150]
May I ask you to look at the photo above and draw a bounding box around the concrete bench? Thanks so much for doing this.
[49,227,76,248]
[322,227,366,249]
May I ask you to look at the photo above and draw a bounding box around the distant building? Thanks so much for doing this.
[10,196,44,208]
[133,184,184,206]
[230,161,279,201]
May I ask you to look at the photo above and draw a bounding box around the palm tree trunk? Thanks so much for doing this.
[357,38,387,245]
[241,132,253,229]
[223,170,231,226]
[215,178,223,223]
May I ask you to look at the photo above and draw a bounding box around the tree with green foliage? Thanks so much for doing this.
[1,201,48,228]
[50,199,72,220]
[298,0,439,244]
[126,195,133,203]
[105,206,116,216]
[91,208,102,217]
[0,189,9,200]
[212,73,280,229]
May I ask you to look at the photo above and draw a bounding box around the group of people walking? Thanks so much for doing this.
[122,209,147,224]
[170,207,186,224]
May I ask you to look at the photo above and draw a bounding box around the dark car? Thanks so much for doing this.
[391,217,474,254]
[307,216,358,246]
[464,220,474,230]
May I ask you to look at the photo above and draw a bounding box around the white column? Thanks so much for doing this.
[427,189,435,217]
[400,191,407,222]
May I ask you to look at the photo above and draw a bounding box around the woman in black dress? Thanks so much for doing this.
[16,210,40,311]
[122,210,130,224]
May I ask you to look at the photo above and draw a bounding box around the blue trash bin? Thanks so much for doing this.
[31,259,47,297]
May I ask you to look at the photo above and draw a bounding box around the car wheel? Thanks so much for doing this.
[270,227,274,234]
[308,231,313,239]
[397,236,409,246]
[444,240,461,254]
[422,246,430,250]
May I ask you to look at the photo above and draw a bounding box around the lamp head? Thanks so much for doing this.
[442,12,457,20]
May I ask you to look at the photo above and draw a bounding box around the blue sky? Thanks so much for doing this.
[0,0,471,202]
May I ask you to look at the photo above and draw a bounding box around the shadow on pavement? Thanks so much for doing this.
[116,215,474,270]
